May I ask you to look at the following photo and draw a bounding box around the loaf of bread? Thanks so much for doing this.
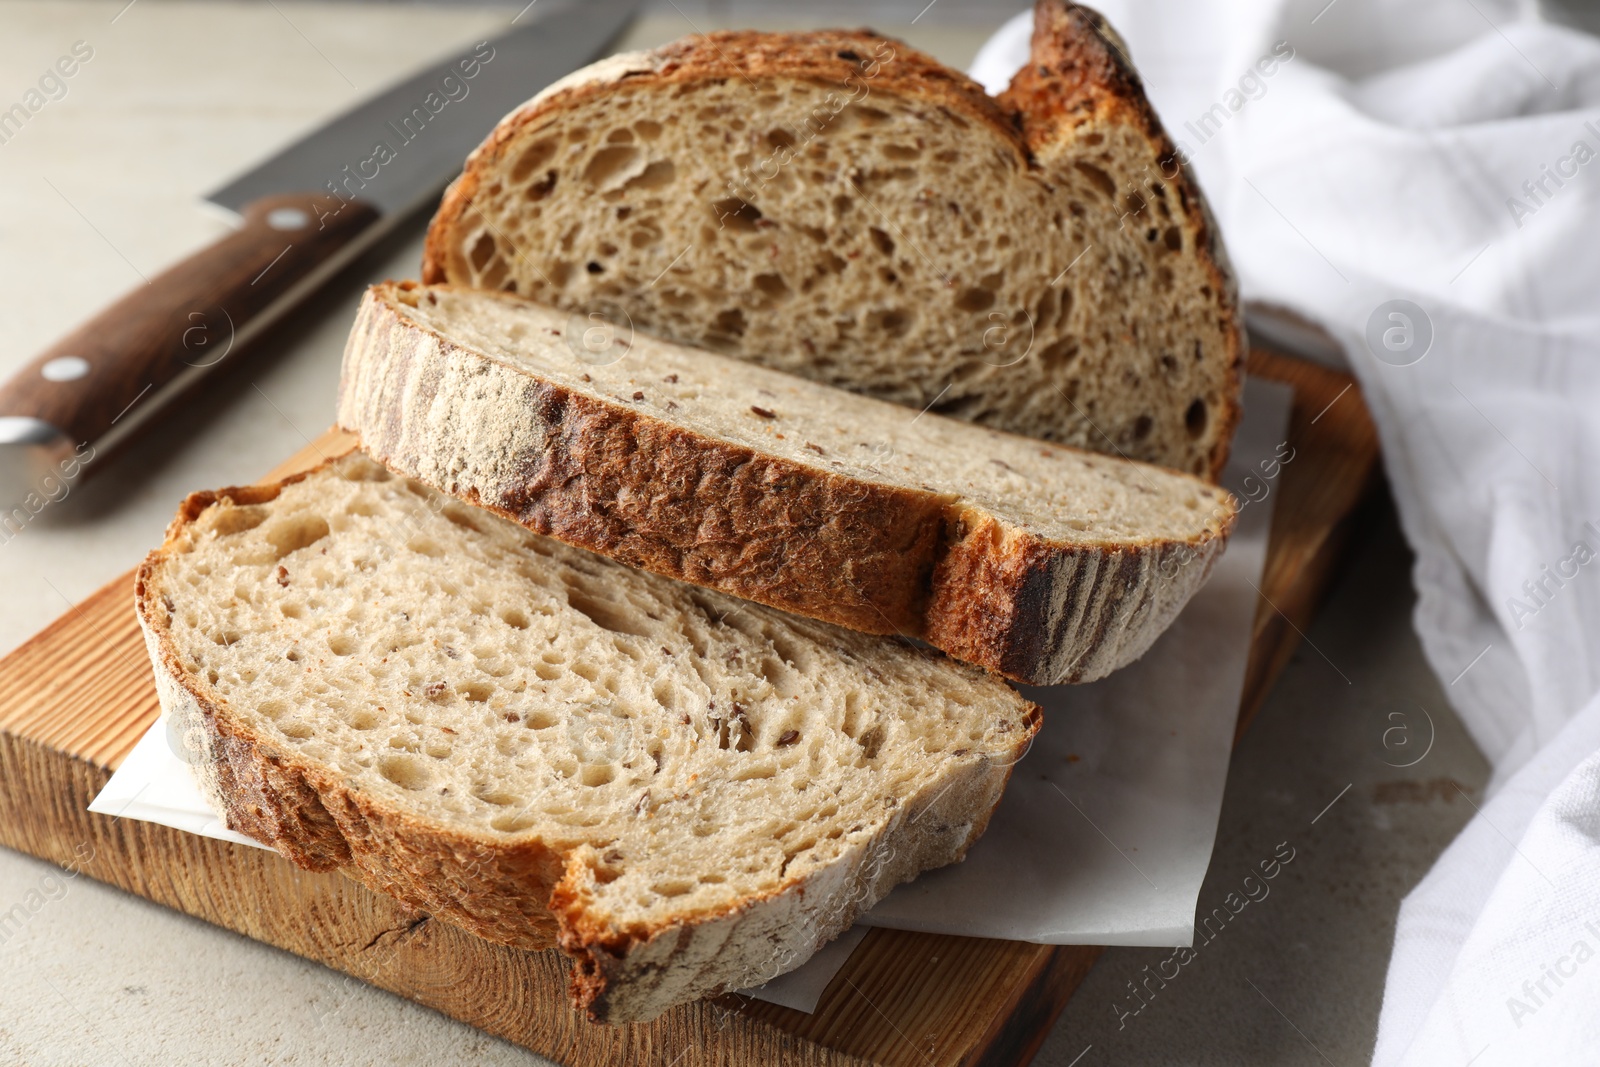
[421,0,1243,480]
[135,450,1039,1022]
[339,282,1236,686]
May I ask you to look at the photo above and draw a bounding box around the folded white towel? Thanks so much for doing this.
[975,3,1600,1062]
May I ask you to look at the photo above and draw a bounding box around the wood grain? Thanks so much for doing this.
[0,352,1378,1066]
[0,194,378,449]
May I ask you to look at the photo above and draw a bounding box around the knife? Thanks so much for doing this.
[0,0,637,514]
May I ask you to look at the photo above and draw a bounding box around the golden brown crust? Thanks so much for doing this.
[998,0,1246,479]
[340,283,1235,686]
[925,508,1233,683]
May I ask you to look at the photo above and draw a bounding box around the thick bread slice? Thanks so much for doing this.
[339,282,1236,686]
[135,450,1038,1023]
[420,0,1243,480]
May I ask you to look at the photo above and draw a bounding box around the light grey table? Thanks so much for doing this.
[0,4,1486,1063]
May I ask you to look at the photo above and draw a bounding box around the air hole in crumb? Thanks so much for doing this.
[265,514,329,560]
[327,633,357,656]
[407,536,443,558]
[653,880,694,897]
[753,273,790,300]
[955,287,994,312]
[581,764,616,787]
[582,144,639,187]
[1132,415,1153,440]
[459,681,493,703]
[280,721,313,740]
[1185,399,1208,438]
[868,308,911,337]
[1074,162,1117,198]
[259,700,287,721]
[711,198,763,232]
[441,505,482,533]
[509,138,557,183]
[378,755,431,791]
[625,159,676,190]
[491,813,537,833]
[500,608,529,629]
[1039,337,1081,371]
[526,171,557,201]
[567,586,651,637]
[209,505,267,536]
[469,232,497,270]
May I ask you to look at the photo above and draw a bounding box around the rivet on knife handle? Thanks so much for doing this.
[0,192,379,453]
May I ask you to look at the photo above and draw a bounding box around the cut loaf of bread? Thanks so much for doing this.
[339,282,1236,686]
[135,450,1039,1023]
[421,0,1243,480]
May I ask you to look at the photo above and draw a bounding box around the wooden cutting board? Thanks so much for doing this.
[0,347,1377,1067]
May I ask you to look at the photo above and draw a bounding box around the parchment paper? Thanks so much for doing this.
[91,378,1291,1011]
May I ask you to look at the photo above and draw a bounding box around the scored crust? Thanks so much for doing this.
[998,1,1246,480]
[421,0,1244,483]
[135,453,1040,1023]
[339,282,1236,686]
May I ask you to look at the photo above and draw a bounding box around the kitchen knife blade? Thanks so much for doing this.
[0,0,637,520]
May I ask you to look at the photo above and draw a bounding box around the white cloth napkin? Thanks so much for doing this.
[974,2,1600,1062]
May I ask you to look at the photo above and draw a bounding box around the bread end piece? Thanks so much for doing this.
[1001,0,1247,480]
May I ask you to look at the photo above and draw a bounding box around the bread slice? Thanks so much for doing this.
[338,282,1235,686]
[135,449,1038,1023]
[420,0,1243,481]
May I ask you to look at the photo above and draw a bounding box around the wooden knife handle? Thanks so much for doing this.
[0,192,380,448]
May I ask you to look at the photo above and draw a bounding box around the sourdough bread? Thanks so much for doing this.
[136,450,1038,1022]
[421,0,1243,480]
[339,282,1236,686]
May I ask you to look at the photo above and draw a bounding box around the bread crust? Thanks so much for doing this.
[339,283,1235,686]
[421,3,1243,482]
[135,456,1040,1023]
[998,0,1246,480]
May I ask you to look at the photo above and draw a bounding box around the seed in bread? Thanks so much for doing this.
[339,282,1237,686]
[422,0,1244,480]
[136,450,1039,1022]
